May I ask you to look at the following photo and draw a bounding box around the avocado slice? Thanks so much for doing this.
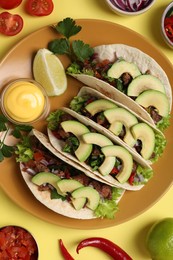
[72,197,87,211]
[31,172,61,193]
[56,179,83,196]
[135,90,170,117]
[61,120,93,162]
[101,145,133,183]
[85,99,117,116]
[127,74,165,97]
[131,123,155,160]
[82,132,116,176]
[108,121,123,136]
[104,107,138,147]
[107,60,141,79]
[71,186,100,210]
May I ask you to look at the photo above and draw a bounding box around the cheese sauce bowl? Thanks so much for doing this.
[0,78,50,125]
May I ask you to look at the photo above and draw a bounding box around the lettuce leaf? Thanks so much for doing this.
[157,114,171,132]
[66,62,82,74]
[94,187,124,219]
[152,132,167,163]
[15,136,33,163]
[70,95,89,113]
[47,110,64,130]
[133,165,153,185]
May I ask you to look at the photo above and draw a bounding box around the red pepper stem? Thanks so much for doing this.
[59,239,74,260]
[76,237,133,260]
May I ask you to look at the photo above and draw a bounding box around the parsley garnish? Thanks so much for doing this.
[0,114,33,162]
[48,17,94,62]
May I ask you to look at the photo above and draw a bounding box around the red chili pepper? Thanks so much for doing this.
[59,239,74,260]
[76,237,133,260]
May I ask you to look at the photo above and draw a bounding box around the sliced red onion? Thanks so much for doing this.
[111,0,152,12]
[26,168,37,176]
[111,0,127,11]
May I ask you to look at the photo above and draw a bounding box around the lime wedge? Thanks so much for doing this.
[33,48,67,96]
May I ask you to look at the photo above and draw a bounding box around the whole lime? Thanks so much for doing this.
[146,218,173,260]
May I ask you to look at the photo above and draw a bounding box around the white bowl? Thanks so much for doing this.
[161,1,173,49]
[105,0,156,16]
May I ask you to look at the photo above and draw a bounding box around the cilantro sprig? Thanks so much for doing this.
[0,114,33,162]
[48,17,94,62]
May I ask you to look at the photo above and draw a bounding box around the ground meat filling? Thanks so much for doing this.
[79,56,162,123]
[22,136,113,200]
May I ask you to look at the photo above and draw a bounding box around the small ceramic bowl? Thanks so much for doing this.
[0,78,50,125]
[161,1,173,49]
[0,225,39,259]
[105,0,156,16]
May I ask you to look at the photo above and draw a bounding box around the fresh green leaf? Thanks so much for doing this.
[89,147,104,170]
[94,200,118,219]
[0,114,8,124]
[51,189,66,200]
[55,17,82,39]
[69,95,89,113]
[72,40,94,62]
[0,115,33,162]
[134,165,153,185]
[1,144,14,158]
[63,136,79,153]
[0,150,4,162]
[0,114,8,132]
[15,137,33,163]
[94,187,124,219]
[15,124,33,132]
[66,62,82,74]
[12,125,33,139]
[157,114,171,132]
[48,18,94,62]
[48,38,71,55]
[47,110,64,130]
[152,133,166,163]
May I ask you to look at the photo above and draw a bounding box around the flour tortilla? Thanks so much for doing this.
[47,107,152,191]
[72,86,165,165]
[69,44,172,126]
[20,129,124,219]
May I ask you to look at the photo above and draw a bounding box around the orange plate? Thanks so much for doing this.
[0,19,173,229]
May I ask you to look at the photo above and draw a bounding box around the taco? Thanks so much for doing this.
[15,129,124,219]
[66,44,172,132]
[69,86,166,164]
[47,107,153,191]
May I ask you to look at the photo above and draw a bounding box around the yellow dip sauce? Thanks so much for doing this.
[3,81,45,123]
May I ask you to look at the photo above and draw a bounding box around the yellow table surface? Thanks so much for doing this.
[0,0,173,259]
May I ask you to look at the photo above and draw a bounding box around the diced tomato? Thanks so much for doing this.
[164,15,173,26]
[165,23,173,39]
[0,226,38,260]
[0,12,23,36]
[33,151,45,161]
[128,172,135,185]
[111,167,119,175]
[25,0,54,16]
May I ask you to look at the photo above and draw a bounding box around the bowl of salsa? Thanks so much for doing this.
[0,225,39,259]
[161,1,173,49]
